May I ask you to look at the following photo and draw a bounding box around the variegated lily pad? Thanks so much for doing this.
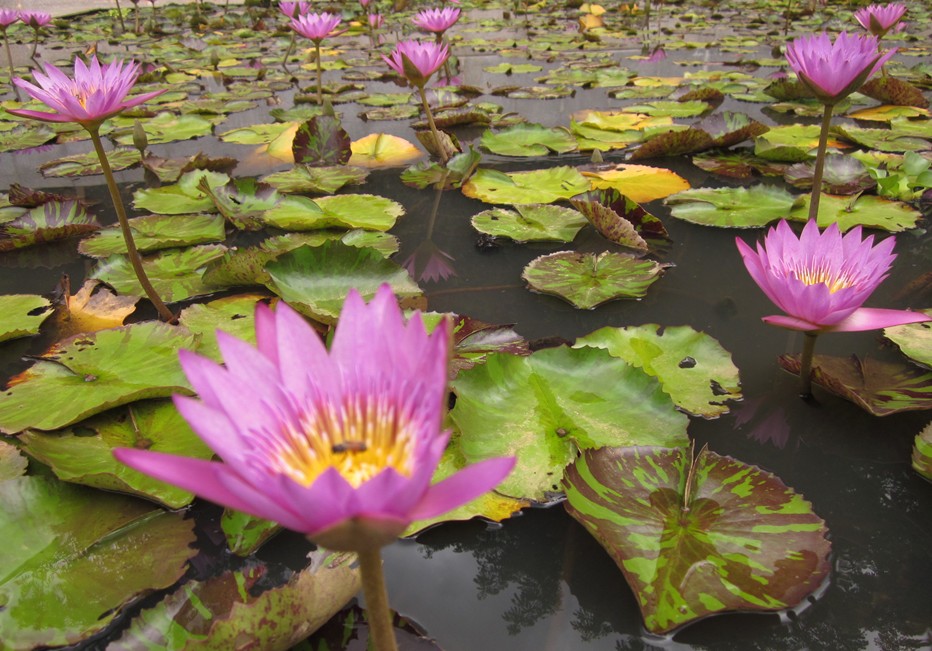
[885,310,932,369]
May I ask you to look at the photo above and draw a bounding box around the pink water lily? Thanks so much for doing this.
[383,39,449,87]
[413,7,461,34]
[0,9,19,28]
[279,1,309,18]
[19,11,51,28]
[5,56,164,128]
[115,286,515,551]
[290,11,342,42]
[855,3,907,38]
[368,13,384,29]
[736,220,930,333]
[785,31,894,105]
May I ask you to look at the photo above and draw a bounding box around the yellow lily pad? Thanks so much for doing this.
[349,133,424,168]
[583,164,691,203]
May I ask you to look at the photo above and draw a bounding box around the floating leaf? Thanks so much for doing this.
[201,177,281,230]
[133,170,231,215]
[884,310,932,369]
[264,242,422,324]
[92,245,228,303]
[0,294,52,343]
[480,123,578,157]
[40,147,140,178]
[629,111,768,160]
[221,509,282,557]
[834,124,930,153]
[778,354,932,416]
[113,112,215,145]
[260,165,369,193]
[0,322,195,434]
[450,346,690,502]
[666,186,796,228]
[754,124,846,162]
[399,148,482,190]
[471,204,587,242]
[79,213,226,257]
[19,400,213,509]
[523,251,669,309]
[570,198,648,251]
[789,193,921,233]
[0,475,196,648]
[55,279,138,336]
[581,164,690,203]
[575,324,741,417]
[0,439,27,481]
[783,154,875,195]
[462,166,590,205]
[449,315,530,377]
[913,423,932,481]
[140,151,238,184]
[846,105,930,123]
[0,123,56,152]
[692,151,787,180]
[292,115,352,166]
[859,77,929,110]
[349,133,423,168]
[219,121,298,145]
[625,100,712,118]
[263,194,404,232]
[563,445,831,635]
[0,200,100,251]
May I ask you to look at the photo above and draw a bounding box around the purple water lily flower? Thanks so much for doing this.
[5,56,165,129]
[19,11,51,28]
[736,220,930,333]
[413,7,461,34]
[115,286,515,551]
[0,9,19,28]
[785,31,894,105]
[383,39,449,87]
[279,1,309,18]
[290,11,342,43]
[855,3,907,38]
[369,13,384,29]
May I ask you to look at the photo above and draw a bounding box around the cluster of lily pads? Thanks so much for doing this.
[0,0,929,649]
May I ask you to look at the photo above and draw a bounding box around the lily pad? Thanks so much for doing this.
[778,354,932,416]
[78,214,226,257]
[113,112,215,145]
[0,439,27,481]
[570,198,648,251]
[18,400,213,509]
[109,550,359,651]
[884,310,932,369]
[581,164,691,203]
[0,200,100,251]
[349,133,423,168]
[625,100,712,118]
[263,194,404,232]
[783,154,875,195]
[480,123,578,157]
[260,165,369,193]
[754,124,846,163]
[92,245,228,303]
[471,204,588,242]
[0,294,52,343]
[523,251,669,309]
[835,124,930,153]
[0,123,56,152]
[399,148,482,190]
[788,193,921,233]
[200,177,281,230]
[178,293,261,363]
[462,166,590,205]
[665,186,796,228]
[133,170,231,215]
[264,242,422,324]
[450,346,689,503]
[292,116,352,167]
[0,474,196,648]
[913,423,932,481]
[40,147,140,178]
[563,445,831,635]
[54,279,138,337]
[221,509,282,557]
[574,325,741,418]
[449,315,531,377]
[0,321,196,434]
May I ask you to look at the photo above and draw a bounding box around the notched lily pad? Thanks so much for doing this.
[260,165,369,193]
[349,133,423,168]
[788,193,921,233]
[293,115,352,167]
[884,311,932,369]
[471,204,588,243]
[79,213,227,257]
[54,278,138,337]
[581,164,690,203]
[40,147,140,178]
[480,123,578,157]
[0,294,53,343]
[462,166,590,205]
[563,445,831,635]
[666,186,796,228]
[523,251,669,309]
[0,200,100,251]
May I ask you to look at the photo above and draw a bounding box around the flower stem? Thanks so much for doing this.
[358,546,399,651]
[29,29,39,61]
[807,102,834,222]
[315,41,323,104]
[88,127,175,322]
[2,31,18,99]
[114,0,127,31]
[798,331,818,398]
[417,84,448,164]
[281,32,295,71]
[783,0,793,35]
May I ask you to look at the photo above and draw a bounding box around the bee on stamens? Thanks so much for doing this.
[332,441,368,454]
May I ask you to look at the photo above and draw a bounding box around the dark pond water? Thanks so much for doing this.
[1,5,930,650]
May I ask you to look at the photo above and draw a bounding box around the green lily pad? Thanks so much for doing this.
[92,245,228,303]
[219,121,297,145]
[0,322,195,434]
[399,148,482,190]
[471,204,588,242]
[133,170,231,215]
[783,154,875,195]
[462,166,590,205]
[357,92,413,107]
[113,112,215,145]
[200,177,281,230]
[109,550,358,651]
[835,124,931,153]
[789,193,921,233]
[563,445,831,635]
[78,214,226,257]
[0,294,53,343]
[263,194,404,232]
[259,165,369,193]
[570,198,648,251]
[178,293,261,363]
[754,124,845,162]
[0,440,27,481]
[625,100,712,118]
[140,151,238,185]
[0,474,196,648]
[0,123,56,152]
[523,251,669,309]
[480,123,578,157]
[574,324,741,418]
[450,346,689,503]
[221,509,282,557]
[264,242,422,324]
[0,200,100,251]
[665,186,796,228]
[484,62,543,74]
[18,400,213,509]
[913,423,932,481]
[40,147,140,178]
[778,354,932,416]
[360,104,420,121]
[448,315,531,376]
[885,310,932,369]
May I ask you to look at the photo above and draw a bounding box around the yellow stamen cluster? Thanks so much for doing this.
[272,394,416,488]
[792,263,854,294]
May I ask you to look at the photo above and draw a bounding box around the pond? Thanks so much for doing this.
[0,1,930,650]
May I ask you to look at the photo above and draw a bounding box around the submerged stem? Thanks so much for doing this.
[88,127,175,322]
[807,103,834,222]
[358,547,399,651]
[798,331,818,398]
[417,84,448,164]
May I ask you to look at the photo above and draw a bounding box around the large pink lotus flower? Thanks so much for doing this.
[5,56,165,129]
[413,7,461,34]
[785,32,895,105]
[115,287,515,551]
[290,11,342,43]
[855,3,907,38]
[736,220,930,333]
[382,39,449,87]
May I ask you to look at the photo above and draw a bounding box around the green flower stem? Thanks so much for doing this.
[435,33,452,85]
[29,28,39,61]
[798,331,818,398]
[2,31,17,99]
[88,126,175,323]
[417,84,448,164]
[783,0,793,35]
[315,41,323,104]
[114,0,127,31]
[281,31,296,71]
[357,546,399,651]
[807,102,834,222]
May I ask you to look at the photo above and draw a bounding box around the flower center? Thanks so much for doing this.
[272,394,416,488]
[792,263,854,294]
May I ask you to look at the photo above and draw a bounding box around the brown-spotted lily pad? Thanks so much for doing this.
[884,310,932,369]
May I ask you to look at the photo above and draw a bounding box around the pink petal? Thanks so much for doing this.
[3,108,74,123]
[410,456,517,520]
[825,307,932,332]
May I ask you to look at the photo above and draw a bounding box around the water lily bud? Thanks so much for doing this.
[132,119,148,156]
